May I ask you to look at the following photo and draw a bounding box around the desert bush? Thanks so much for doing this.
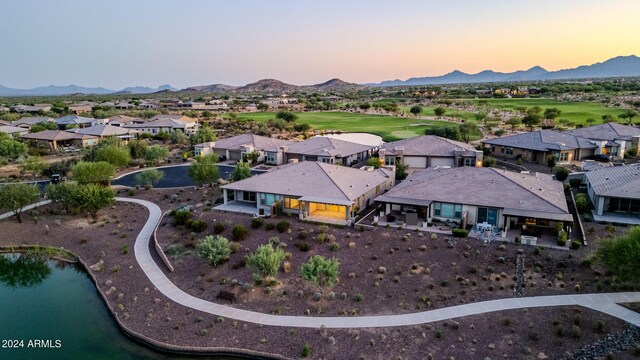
[318,225,329,234]
[300,255,340,287]
[195,235,231,267]
[557,230,568,246]
[173,208,192,226]
[247,244,286,279]
[232,224,249,241]
[188,219,208,233]
[595,226,640,283]
[213,222,226,234]
[575,193,589,213]
[276,220,290,233]
[329,242,340,252]
[251,218,264,229]
[595,320,605,333]
[569,178,582,188]
[353,293,364,302]
[301,343,311,358]
[265,222,275,231]
[298,230,308,240]
[451,229,468,238]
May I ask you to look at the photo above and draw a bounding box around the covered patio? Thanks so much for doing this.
[215,201,268,217]
[299,196,352,225]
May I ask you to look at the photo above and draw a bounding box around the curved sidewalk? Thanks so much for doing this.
[120,197,640,329]
[3,198,640,329]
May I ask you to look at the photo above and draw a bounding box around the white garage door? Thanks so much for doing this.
[430,157,455,167]
[404,156,427,168]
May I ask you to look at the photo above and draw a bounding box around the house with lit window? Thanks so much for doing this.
[564,123,640,158]
[217,161,395,225]
[584,163,640,224]
[378,135,483,169]
[482,130,596,164]
[374,166,572,238]
[265,136,373,166]
[194,134,291,161]
[123,115,199,135]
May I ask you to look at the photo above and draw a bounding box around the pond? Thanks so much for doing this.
[112,164,266,188]
[0,253,239,360]
[316,132,384,147]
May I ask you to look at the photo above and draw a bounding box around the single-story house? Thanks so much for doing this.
[20,130,98,150]
[482,130,596,164]
[378,135,483,169]
[107,115,145,127]
[267,136,373,166]
[10,104,52,114]
[218,161,395,225]
[195,134,291,161]
[123,115,199,135]
[68,104,94,114]
[55,115,96,130]
[564,123,640,158]
[585,164,640,224]
[374,167,573,236]
[0,125,29,138]
[68,124,139,142]
[11,117,55,129]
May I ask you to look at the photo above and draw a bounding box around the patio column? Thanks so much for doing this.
[223,189,228,204]
[346,205,351,221]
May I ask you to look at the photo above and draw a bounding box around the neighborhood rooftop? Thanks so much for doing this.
[68,124,139,137]
[375,166,572,221]
[482,129,597,151]
[213,134,291,151]
[55,115,95,125]
[380,135,480,156]
[585,163,640,198]
[20,129,97,141]
[564,122,640,141]
[222,161,393,203]
[282,136,373,156]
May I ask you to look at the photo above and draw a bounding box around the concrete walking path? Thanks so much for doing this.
[0,200,51,220]
[3,197,640,329]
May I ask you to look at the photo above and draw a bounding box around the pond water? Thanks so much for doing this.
[112,164,266,188]
[0,253,239,360]
[316,132,384,147]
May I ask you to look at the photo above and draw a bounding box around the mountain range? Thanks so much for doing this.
[370,55,640,86]
[1,55,639,96]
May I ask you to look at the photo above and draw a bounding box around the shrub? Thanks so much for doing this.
[434,330,443,339]
[298,230,308,240]
[553,166,570,182]
[571,241,581,250]
[451,229,468,238]
[300,255,340,287]
[301,343,311,358]
[353,293,364,302]
[483,157,496,168]
[318,225,329,234]
[121,245,129,255]
[247,244,286,279]
[276,220,290,233]
[297,242,312,252]
[569,179,582,188]
[557,230,568,246]
[213,223,226,234]
[555,325,564,337]
[188,219,208,233]
[173,208,192,226]
[329,242,340,252]
[571,325,581,339]
[251,218,264,229]
[596,227,640,283]
[265,222,275,231]
[232,225,249,241]
[195,235,231,267]
[575,193,589,214]
[595,320,605,333]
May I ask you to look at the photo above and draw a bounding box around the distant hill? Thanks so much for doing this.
[182,84,241,92]
[369,55,640,86]
[0,84,177,97]
[311,78,364,91]
[236,79,300,93]
[180,78,364,94]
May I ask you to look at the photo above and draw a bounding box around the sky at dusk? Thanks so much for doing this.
[2,0,639,89]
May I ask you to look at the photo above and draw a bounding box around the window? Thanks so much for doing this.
[385,156,395,166]
[433,202,462,219]
[491,146,496,153]
[266,152,276,164]
[284,197,300,209]
[505,147,514,155]
[477,207,499,226]
[242,192,256,202]
[259,193,278,206]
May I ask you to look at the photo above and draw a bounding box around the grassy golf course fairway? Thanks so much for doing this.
[232,111,476,141]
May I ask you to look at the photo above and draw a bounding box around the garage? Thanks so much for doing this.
[430,157,455,167]
[404,156,427,168]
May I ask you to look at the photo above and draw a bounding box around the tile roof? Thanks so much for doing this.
[55,115,95,125]
[222,161,393,202]
[124,116,196,129]
[482,130,597,151]
[381,135,480,157]
[375,167,571,221]
[69,124,139,137]
[11,117,55,126]
[0,125,29,134]
[564,123,640,142]
[283,137,373,157]
[211,134,291,151]
[585,164,640,198]
[107,115,142,124]
[20,130,97,141]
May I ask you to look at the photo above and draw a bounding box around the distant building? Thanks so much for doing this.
[0,125,29,139]
[195,134,291,161]
[11,117,55,129]
[585,163,640,224]
[21,130,98,150]
[564,123,640,158]
[68,124,139,142]
[123,115,199,135]
[379,135,483,169]
[55,115,97,130]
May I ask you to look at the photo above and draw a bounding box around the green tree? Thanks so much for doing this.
[144,145,169,165]
[544,108,562,120]
[70,161,115,185]
[275,111,298,122]
[459,122,479,143]
[19,156,46,179]
[169,129,187,144]
[0,183,40,223]
[243,150,261,165]
[395,161,409,181]
[474,110,488,124]
[602,114,617,123]
[247,243,286,279]
[75,184,115,219]
[585,118,596,126]
[506,117,521,132]
[28,122,57,133]
[527,106,543,116]
[367,157,383,169]
[188,154,220,186]
[596,226,640,283]
[618,109,638,125]
[424,126,461,141]
[230,161,252,181]
[0,138,28,159]
[522,113,542,131]
[257,103,269,112]
[189,126,217,146]
[359,103,371,111]
[434,107,446,117]
[300,255,340,287]
[135,169,164,188]
[128,139,148,159]
[553,166,570,182]
[409,105,422,117]
[195,235,231,267]
[95,144,131,168]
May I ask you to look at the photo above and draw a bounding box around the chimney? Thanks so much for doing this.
[395,147,404,157]
[378,148,386,159]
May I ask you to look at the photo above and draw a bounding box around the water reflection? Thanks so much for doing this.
[0,253,52,288]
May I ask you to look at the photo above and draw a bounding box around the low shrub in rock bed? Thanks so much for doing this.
[251,218,264,229]
[451,229,468,238]
[187,219,207,233]
[276,220,290,233]
[213,223,225,234]
[232,225,249,241]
